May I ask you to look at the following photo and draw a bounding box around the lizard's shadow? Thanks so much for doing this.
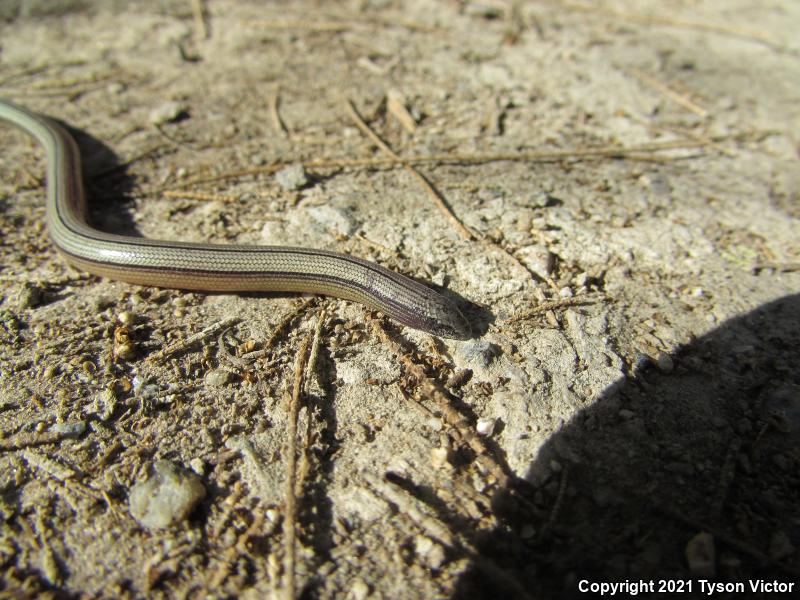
[451,293,800,599]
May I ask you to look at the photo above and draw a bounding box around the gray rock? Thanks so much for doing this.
[50,421,86,437]
[7,283,43,310]
[204,368,232,387]
[305,204,355,236]
[456,339,499,369]
[149,102,188,125]
[129,460,206,529]
[275,163,309,191]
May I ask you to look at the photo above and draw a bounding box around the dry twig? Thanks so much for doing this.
[283,332,312,600]
[506,295,602,324]
[269,89,290,138]
[627,68,708,117]
[166,137,715,191]
[345,99,475,241]
[372,319,510,488]
[558,1,776,46]
[146,317,241,363]
[191,0,208,40]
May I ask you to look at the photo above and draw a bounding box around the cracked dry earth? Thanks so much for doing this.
[0,1,799,598]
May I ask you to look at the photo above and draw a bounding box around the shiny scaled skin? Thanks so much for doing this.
[0,99,472,339]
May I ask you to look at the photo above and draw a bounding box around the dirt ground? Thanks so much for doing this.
[1,1,798,598]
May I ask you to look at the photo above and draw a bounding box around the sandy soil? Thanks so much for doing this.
[1,1,798,598]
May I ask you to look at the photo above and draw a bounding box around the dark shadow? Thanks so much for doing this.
[56,119,142,238]
[298,335,340,599]
[1,117,137,308]
[448,293,800,599]
[429,282,494,338]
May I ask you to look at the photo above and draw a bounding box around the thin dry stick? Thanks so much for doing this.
[283,332,312,600]
[25,70,123,94]
[296,314,325,497]
[191,0,208,40]
[393,383,507,523]
[558,0,775,45]
[345,99,475,241]
[363,471,535,600]
[0,429,85,451]
[627,68,708,117]
[20,450,106,503]
[263,298,317,354]
[304,311,325,387]
[506,296,602,324]
[269,89,290,138]
[538,465,568,542]
[165,137,714,190]
[227,299,318,367]
[246,16,438,34]
[752,262,800,273]
[248,19,351,32]
[163,189,238,203]
[655,502,800,577]
[362,471,459,549]
[0,63,59,87]
[146,317,241,363]
[387,90,418,134]
[372,319,510,487]
[37,322,108,350]
[710,438,741,520]
[217,328,249,369]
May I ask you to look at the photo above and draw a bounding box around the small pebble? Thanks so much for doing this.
[189,458,206,476]
[476,418,496,436]
[463,3,502,18]
[0,311,23,334]
[632,352,652,371]
[456,340,499,369]
[306,204,355,237]
[114,339,136,361]
[414,535,446,570]
[50,421,86,437]
[516,246,555,279]
[275,163,308,191]
[95,388,117,420]
[149,102,188,125]
[426,417,443,432]
[8,283,43,309]
[107,82,125,95]
[349,579,370,600]
[204,368,232,387]
[430,447,449,469]
[266,508,280,523]
[685,531,715,577]
[129,460,206,529]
